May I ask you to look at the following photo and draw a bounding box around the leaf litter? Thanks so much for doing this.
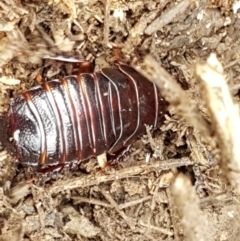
[0,0,240,240]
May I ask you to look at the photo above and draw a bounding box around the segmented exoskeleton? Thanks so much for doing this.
[9,63,167,170]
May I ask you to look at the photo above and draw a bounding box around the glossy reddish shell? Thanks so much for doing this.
[9,64,167,168]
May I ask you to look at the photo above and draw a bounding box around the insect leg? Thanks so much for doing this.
[43,55,95,74]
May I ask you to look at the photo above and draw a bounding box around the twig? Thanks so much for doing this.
[166,187,181,241]
[199,192,235,209]
[139,221,173,236]
[72,197,112,208]
[118,196,151,209]
[104,0,110,47]
[170,174,210,241]
[145,0,191,35]
[195,53,240,192]
[48,157,192,195]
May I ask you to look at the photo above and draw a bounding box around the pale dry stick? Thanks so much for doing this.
[140,55,210,136]
[35,25,56,47]
[123,10,159,54]
[61,231,72,241]
[35,202,45,230]
[205,180,225,193]
[138,221,173,237]
[72,197,112,208]
[199,192,235,209]
[73,196,152,212]
[170,174,209,241]
[184,0,207,24]
[165,188,181,241]
[151,176,162,211]
[48,157,192,195]
[145,0,192,35]
[133,198,145,218]
[195,53,240,192]
[103,0,110,48]
[118,196,152,209]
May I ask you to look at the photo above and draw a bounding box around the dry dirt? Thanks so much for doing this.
[0,0,240,240]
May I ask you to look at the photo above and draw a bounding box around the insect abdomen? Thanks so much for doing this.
[9,64,167,168]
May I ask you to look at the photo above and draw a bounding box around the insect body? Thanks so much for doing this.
[9,64,167,169]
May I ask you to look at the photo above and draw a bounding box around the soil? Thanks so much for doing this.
[0,0,240,240]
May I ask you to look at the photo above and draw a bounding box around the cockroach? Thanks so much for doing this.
[8,59,167,172]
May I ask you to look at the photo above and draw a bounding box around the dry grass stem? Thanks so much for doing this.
[171,174,209,241]
[48,157,192,195]
[195,53,240,191]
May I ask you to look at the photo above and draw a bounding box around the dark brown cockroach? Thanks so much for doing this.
[9,62,167,171]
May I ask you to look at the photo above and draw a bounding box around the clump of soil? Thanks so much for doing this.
[0,1,240,240]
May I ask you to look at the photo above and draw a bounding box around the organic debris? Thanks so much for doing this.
[0,0,240,240]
